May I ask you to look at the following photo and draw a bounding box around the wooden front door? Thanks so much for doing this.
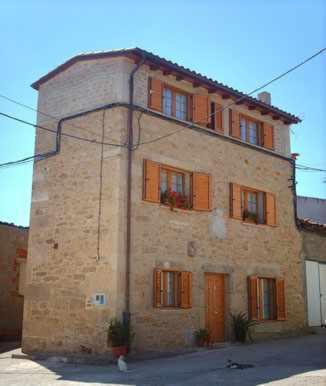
[205,273,225,343]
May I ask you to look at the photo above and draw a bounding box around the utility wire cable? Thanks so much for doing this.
[135,47,326,147]
[0,111,126,147]
[0,92,112,140]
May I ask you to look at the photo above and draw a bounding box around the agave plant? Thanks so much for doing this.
[231,312,258,343]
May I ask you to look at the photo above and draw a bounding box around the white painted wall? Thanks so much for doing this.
[319,264,326,325]
[305,260,321,326]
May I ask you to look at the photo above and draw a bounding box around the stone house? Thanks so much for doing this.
[0,221,28,341]
[23,48,306,355]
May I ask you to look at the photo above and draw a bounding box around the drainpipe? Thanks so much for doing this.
[290,158,302,230]
[123,54,146,327]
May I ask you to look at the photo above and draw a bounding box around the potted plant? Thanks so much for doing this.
[242,209,257,223]
[231,312,258,343]
[193,328,210,347]
[107,318,133,358]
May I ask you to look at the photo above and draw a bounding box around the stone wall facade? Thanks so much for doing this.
[0,222,28,340]
[23,54,306,355]
[301,229,326,264]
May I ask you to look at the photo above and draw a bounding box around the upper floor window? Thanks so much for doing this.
[230,109,274,150]
[143,159,211,211]
[241,187,266,224]
[230,183,276,226]
[160,166,191,209]
[163,87,188,121]
[240,116,260,145]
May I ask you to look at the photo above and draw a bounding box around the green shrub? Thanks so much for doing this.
[107,318,134,347]
[231,312,258,343]
[193,328,210,346]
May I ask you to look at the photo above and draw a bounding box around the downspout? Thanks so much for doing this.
[290,158,302,230]
[124,54,146,325]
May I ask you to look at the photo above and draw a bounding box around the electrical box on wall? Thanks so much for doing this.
[93,293,106,306]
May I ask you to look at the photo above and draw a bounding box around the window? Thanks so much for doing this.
[154,269,192,308]
[143,159,211,211]
[241,187,265,224]
[160,166,192,209]
[259,278,276,320]
[163,88,173,116]
[230,183,276,226]
[240,116,261,145]
[162,86,189,120]
[248,276,285,321]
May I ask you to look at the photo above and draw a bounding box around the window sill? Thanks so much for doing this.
[230,218,276,228]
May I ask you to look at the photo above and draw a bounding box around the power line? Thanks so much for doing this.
[296,163,326,172]
[0,111,125,147]
[135,47,326,147]
[0,92,110,139]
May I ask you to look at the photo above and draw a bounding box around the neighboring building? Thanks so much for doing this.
[297,196,326,224]
[297,196,326,328]
[0,221,28,340]
[23,48,306,356]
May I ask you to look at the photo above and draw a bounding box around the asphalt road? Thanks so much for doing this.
[0,335,325,385]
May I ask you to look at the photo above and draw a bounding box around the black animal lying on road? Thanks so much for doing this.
[226,360,254,370]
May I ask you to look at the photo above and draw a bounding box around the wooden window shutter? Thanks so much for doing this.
[230,183,242,219]
[193,172,211,211]
[193,95,209,126]
[276,278,286,320]
[148,78,163,111]
[153,269,163,307]
[143,159,160,203]
[215,103,223,133]
[248,276,259,320]
[263,123,274,150]
[180,271,192,308]
[265,192,276,226]
[229,109,240,139]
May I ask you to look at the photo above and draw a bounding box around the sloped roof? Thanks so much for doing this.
[299,218,326,234]
[31,47,300,124]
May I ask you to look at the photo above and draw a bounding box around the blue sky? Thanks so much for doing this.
[0,0,325,226]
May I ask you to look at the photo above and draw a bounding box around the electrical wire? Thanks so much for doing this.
[0,92,111,140]
[0,111,126,147]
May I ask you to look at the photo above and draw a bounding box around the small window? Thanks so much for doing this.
[241,187,266,224]
[239,115,261,145]
[162,86,188,120]
[259,278,276,320]
[163,88,173,116]
[154,270,192,308]
[160,166,192,209]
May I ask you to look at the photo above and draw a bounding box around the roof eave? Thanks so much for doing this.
[31,48,301,124]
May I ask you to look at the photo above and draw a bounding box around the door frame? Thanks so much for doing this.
[205,272,226,343]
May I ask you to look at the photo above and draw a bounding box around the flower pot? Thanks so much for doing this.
[111,345,128,358]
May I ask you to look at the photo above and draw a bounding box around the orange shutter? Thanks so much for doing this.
[143,159,160,203]
[265,192,276,226]
[153,269,163,307]
[263,123,274,150]
[229,109,240,139]
[193,172,211,211]
[276,278,286,320]
[193,95,209,126]
[248,276,259,320]
[215,103,223,133]
[230,183,242,219]
[180,271,192,308]
[148,78,162,111]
